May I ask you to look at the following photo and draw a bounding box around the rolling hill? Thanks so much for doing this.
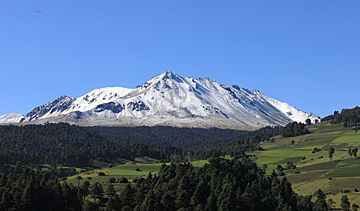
[254,122,360,209]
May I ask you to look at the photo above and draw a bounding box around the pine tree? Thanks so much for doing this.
[140,190,160,211]
[76,188,83,207]
[120,184,133,207]
[90,182,104,210]
[161,193,174,211]
[297,196,313,211]
[53,183,65,211]
[81,180,90,201]
[106,183,116,197]
[175,175,192,209]
[0,192,9,210]
[313,189,328,211]
[352,203,360,211]
[90,182,104,200]
[341,195,350,211]
[329,147,335,159]
[218,189,237,211]
[64,183,82,211]
[205,193,217,211]
[133,186,145,206]
[62,182,71,210]
[305,119,312,125]
[21,179,34,210]
[353,148,359,157]
[106,194,121,211]
[190,180,210,208]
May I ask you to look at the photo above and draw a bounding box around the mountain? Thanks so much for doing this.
[2,71,319,130]
[0,113,24,124]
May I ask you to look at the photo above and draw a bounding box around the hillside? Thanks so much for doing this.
[254,122,360,209]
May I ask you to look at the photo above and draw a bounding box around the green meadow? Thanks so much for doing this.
[254,123,360,208]
[66,159,209,191]
[65,123,360,208]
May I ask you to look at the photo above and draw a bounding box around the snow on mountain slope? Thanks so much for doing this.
[257,91,319,124]
[0,113,24,124]
[14,71,319,129]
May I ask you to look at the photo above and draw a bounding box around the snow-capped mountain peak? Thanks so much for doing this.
[1,71,320,129]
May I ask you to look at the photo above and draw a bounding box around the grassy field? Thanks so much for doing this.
[254,123,360,208]
[65,123,360,208]
[66,159,208,192]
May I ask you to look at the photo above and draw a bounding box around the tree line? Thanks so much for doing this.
[0,122,309,167]
[1,157,345,211]
[323,106,360,128]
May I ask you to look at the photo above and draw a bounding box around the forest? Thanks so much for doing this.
[322,106,360,128]
[0,121,314,210]
[0,122,308,167]
[0,157,336,211]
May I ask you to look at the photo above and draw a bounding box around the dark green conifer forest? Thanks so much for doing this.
[0,121,322,210]
[1,157,325,211]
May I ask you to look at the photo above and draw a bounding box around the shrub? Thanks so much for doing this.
[98,172,106,176]
[119,177,129,183]
[108,177,116,183]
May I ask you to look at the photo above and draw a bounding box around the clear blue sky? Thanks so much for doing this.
[1,1,359,117]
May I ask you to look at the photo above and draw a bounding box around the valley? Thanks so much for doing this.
[1,107,359,210]
[57,113,360,209]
